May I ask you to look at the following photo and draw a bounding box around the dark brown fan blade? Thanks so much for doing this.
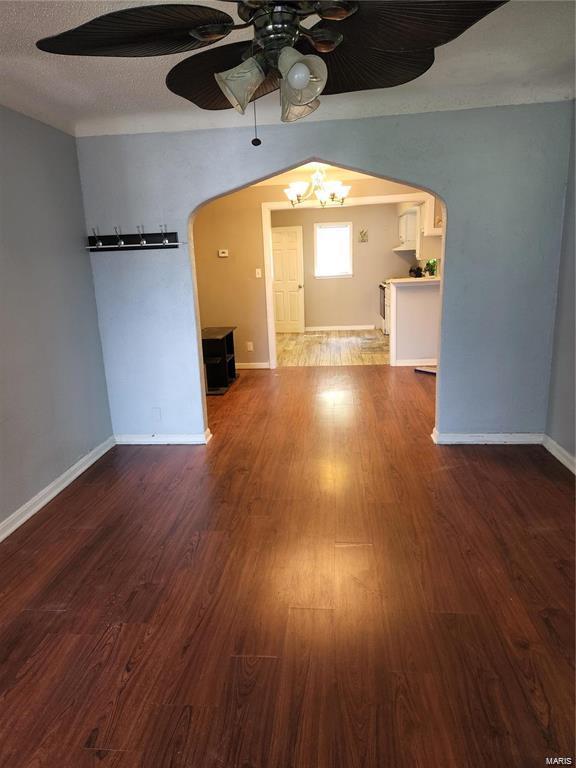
[297,38,434,94]
[166,43,280,110]
[312,1,508,53]
[36,5,234,57]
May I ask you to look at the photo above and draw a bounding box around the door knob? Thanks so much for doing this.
[298,284,303,289]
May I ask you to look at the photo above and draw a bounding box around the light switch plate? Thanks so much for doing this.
[218,249,229,258]
[255,268,262,278]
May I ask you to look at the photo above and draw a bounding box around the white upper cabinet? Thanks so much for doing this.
[398,210,417,244]
[422,195,444,237]
[393,206,422,258]
[393,196,444,260]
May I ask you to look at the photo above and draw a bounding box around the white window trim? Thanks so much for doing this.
[313,221,353,279]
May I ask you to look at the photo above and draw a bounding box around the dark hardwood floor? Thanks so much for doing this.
[0,366,573,767]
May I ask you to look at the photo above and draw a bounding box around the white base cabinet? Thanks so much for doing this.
[388,278,441,366]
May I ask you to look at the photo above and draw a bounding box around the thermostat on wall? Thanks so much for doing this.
[218,249,229,258]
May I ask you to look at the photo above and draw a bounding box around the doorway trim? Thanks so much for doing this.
[261,192,432,369]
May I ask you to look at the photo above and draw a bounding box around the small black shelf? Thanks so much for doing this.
[201,327,237,395]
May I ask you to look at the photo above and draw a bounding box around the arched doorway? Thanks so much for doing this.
[187,159,446,440]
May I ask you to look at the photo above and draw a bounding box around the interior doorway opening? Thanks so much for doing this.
[260,163,444,369]
[189,159,446,435]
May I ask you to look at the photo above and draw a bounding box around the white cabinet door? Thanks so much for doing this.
[398,214,407,243]
[415,205,424,260]
[398,211,417,246]
[272,226,304,333]
[422,195,444,236]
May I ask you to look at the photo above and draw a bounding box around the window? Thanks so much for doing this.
[314,222,353,278]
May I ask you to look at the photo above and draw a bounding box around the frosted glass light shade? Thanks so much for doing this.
[324,181,343,195]
[284,180,311,203]
[284,182,309,201]
[278,47,327,106]
[289,181,309,196]
[214,55,266,114]
[280,94,321,123]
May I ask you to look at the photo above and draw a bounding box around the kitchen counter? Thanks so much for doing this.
[379,277,440,287]
[385,279,441,366]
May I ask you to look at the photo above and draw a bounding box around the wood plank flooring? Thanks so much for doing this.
[276,329,389,366]
[0,366,573,767]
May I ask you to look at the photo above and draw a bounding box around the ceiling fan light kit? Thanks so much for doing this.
[36,0,508,142]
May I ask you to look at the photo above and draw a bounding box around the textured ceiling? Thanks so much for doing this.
[0,0,574,136]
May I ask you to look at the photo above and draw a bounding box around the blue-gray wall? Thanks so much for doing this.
[77,102,573,440]
[0,106,112,524]
[547,106,575,457]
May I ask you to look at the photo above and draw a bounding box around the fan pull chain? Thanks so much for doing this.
[251,100,262,147]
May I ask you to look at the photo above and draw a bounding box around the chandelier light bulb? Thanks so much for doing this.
[287,62,311,91]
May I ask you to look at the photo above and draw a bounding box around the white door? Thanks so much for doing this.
[272,226,304,333]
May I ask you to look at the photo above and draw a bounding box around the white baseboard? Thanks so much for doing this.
[543,435,576,474]
[392,358,437,367]
[235,362,270,369]
[431,428,544,445]
[114,430,212,445]
[0,436,115,545]
[0,425,569,550]
[431,429,575,474]
[304,325,375,331]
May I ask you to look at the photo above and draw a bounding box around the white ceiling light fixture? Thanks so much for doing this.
[214,45,328,123]
[277,47,328,123]
[284,166,351,207]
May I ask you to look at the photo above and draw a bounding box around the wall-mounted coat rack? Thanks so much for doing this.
[87,226,184,252]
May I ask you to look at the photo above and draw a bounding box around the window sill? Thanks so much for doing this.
[314,274,354,280]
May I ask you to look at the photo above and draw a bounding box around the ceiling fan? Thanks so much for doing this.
[37,1,507,129]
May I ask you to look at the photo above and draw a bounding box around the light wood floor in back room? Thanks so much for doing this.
[0,366,573,767]
[276,329,389,366]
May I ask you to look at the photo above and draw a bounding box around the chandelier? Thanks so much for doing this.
[284,167,351,207]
